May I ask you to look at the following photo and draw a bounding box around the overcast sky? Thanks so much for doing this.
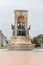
[0,0,43,40]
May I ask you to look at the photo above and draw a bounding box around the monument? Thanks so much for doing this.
[9,10,34,50]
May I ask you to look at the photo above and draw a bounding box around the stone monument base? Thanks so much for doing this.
[9,36,34,50]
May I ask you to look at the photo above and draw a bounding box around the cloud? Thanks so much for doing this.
[0,0,43,39]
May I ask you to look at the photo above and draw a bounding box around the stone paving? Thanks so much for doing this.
[0,49,43,65]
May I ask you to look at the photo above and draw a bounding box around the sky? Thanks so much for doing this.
[0,0,43,40]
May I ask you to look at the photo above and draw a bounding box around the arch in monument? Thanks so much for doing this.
[17,15,26,36]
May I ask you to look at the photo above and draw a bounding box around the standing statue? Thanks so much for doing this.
[11,24,15,36]
[27,25,31,36]
[17,22,26,36]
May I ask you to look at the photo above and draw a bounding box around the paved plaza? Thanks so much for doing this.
[0,49,43,65]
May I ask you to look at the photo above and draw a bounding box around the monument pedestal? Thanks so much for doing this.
[9,36,34,50]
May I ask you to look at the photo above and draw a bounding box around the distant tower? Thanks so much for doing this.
[9,10,34,50]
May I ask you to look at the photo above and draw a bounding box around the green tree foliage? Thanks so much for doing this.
[32,34,43,48]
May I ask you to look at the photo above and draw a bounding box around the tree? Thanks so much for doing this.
[32,37,40,48]
[32,34,43,48]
